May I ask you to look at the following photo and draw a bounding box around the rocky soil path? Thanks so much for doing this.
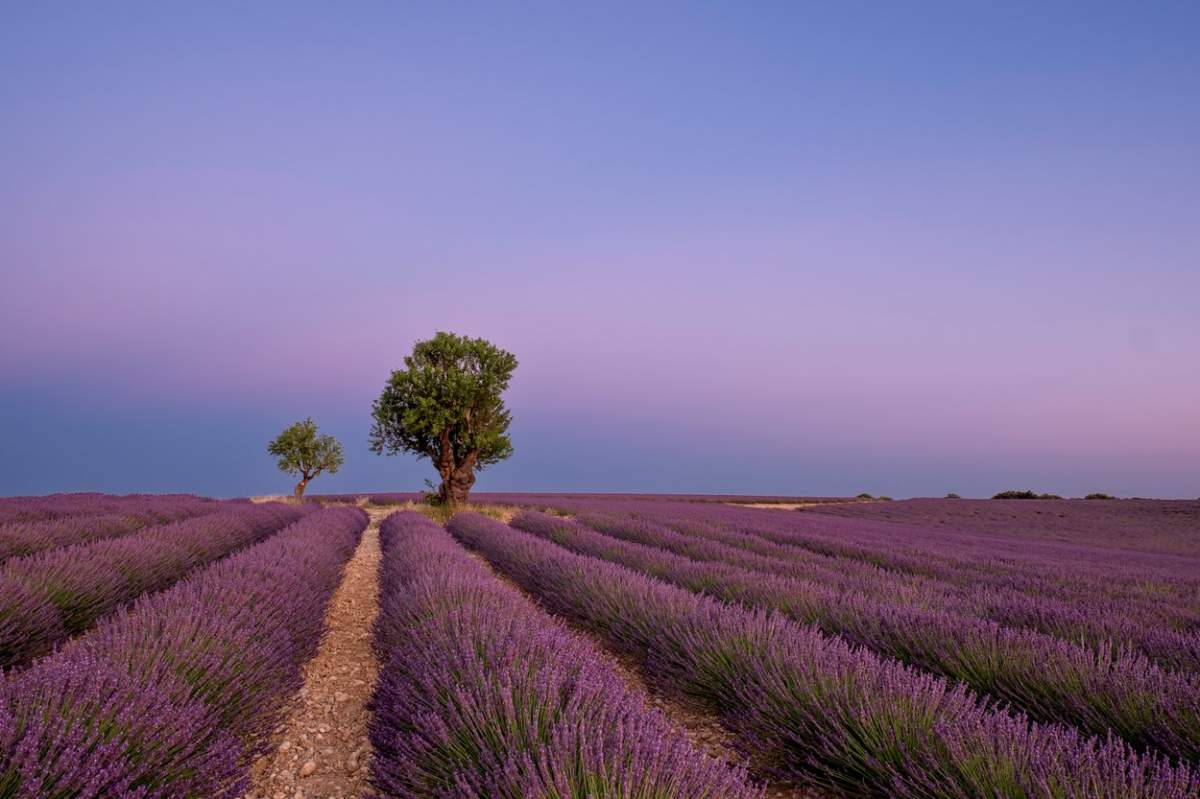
[241,508,386,799]
[241,505,821,799]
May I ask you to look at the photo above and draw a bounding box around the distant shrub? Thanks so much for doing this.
[992,490,1062,500]
[855,493,874,499]
[421,478,444,507]
[878,496,893,501]
[1084,492,1116,500]
[945,493,961,499]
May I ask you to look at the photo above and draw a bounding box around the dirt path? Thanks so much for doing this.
[241,508,385,799]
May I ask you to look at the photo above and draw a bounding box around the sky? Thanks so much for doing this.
[2,2,1198,499]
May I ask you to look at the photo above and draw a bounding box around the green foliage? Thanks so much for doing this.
[413,502,455,524]
[992,490,1062,500]
[945,493,962,499]
[267,418,344,492]
[855,493,874,499]
[1084,492,1116,500]
[370,332,517,504]
[421,478,443,506]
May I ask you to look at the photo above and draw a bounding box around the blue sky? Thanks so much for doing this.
[2,2,1198,497]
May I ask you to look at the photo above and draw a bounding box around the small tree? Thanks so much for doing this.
[267,418,344,500]
[369,332,517,507]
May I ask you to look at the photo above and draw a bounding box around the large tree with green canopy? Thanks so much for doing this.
[267,418,344,500]
[369,332,518,506]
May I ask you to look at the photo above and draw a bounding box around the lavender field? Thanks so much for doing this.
[7,0,1198,794]
[0,491,1196,797]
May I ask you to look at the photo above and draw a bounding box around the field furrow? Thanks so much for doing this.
[448,511,1199,798]
[664,509,1200,673]
[371,511,763,798]
[0,502,309,669]
[0,495,220,563]
[0,493,216,527]
[0,506,367,797]
[241,506,384,799]
[511,509,1200,761]
[565,504,1200,674]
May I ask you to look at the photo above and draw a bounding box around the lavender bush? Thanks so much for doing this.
[0,495,220,563]
[512,510,1200,761]
[803,497,1200,556]
[0,505,366,798]
[0,493,215,526]
[0,502,307,668]
[666,504,1200,674]
[542,499,1200,674]
[371,511,761,798]
[448,512,1199,798]
[697,503,1200,612]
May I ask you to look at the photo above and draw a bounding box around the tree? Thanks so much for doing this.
[369,332,517,507]
[267,418,344,500]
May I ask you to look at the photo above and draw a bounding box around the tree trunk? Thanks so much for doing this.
[434,441,478,508]
[294,478,309,501]
[439,466,476,507]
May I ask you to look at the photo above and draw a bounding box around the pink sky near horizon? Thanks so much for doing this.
[2,3,1198,498]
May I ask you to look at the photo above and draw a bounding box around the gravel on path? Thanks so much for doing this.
[241,508,385,799]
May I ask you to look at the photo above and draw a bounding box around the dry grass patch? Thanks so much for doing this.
[378,500,520,525]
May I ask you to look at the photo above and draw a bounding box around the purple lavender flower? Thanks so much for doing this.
[370,511,763,799]
[448,512,1199,797]
[0,502,308,668]
[0,506,366,797]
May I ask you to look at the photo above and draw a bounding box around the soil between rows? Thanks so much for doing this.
[459,541,823,799]
[241,508,386,799]
[241,507,821,799]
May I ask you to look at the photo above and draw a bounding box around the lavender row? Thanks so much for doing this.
[571,507,1200,677]
[470,496,1200,650]
[594,502,1200,670]
[806,498,1200,557]
[517,497,1200,612]
[683,507,1200,669]
[514,510,1200,763]
[448,513,1199,798]
[0,502,307,668]
[704,503,1200,610]
[717,514,1198,675]
[0,496,221,563]
[0,492,214,525]
[369,511,760,798]
[0,505,366,798]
